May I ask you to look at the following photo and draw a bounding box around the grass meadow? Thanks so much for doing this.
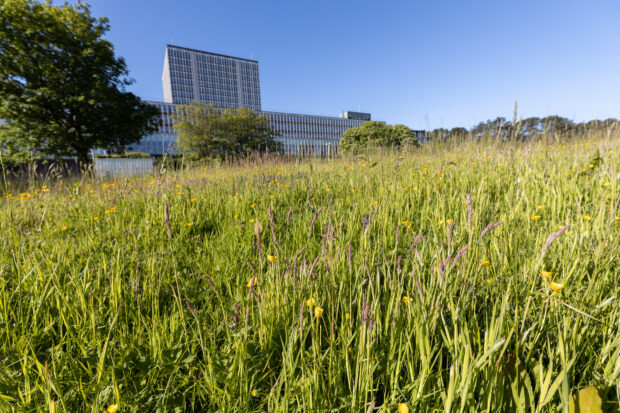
[0,136,619,412]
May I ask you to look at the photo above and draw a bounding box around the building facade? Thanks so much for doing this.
[132,101,366,156]
[162,45,261,110]
[134,45,372,156]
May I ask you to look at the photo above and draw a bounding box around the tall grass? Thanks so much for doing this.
[0,136,618,412]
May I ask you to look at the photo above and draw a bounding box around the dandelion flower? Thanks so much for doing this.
[539,270,553,279]
[246,278,257,288]
[106,405,118,413]
[536,205,543,211]
[267,255,277,263]
[582,215,591,221]
[93,216,99,221]
[306,298,315,307]
[187,223,193,227]
[314,307,323,318]
[61,226,68,231]
[398,403,409,413]
[191,198,197,202]
[530,215,541,221]
[481,259,491,267]
[548,281,564,291]
[402,296,410,305]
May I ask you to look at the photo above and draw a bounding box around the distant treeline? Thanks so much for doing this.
[426,116,619,141]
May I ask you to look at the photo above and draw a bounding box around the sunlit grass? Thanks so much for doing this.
[0,137,618,411]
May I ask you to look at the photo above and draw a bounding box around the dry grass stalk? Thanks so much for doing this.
[481,221,503,238]
[308,208,321,236]
[164,200,171,238]
[268,205,281,248]
[541,224,569,256]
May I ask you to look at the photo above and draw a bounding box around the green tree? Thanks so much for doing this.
[392,124,419,147]
[173,102,280,158]
[0,0,159,164]
[340,121,419,153]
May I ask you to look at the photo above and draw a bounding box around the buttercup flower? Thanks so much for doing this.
[539,270,552,279]
[267,255,277,263]
[530,216,541,221]
[548,282,564,291]
[398,403,409,413]
[314,307,323,318]
[402,296,410,304]
[481,259,491,267]
[306,298,316,307]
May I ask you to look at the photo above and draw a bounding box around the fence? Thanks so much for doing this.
[94,158,153,177]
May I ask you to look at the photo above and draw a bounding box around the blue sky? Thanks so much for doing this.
[82,0,619,130]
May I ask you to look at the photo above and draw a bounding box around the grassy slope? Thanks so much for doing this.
[0,137,619,412]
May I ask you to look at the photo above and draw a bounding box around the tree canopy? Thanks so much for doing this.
[173,101,281,158]
[427,116,619,142]
[339,121,419,154]
[0,0,159,163]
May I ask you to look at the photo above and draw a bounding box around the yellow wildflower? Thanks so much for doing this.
[251,389,258,397]
[93,216,99,221]
[267,255,277,263]
[402,296,410,305]
[530,215,541,221]
[314,307,323,318]
[481,259,491,267]
[305,298,316,307]
[548,281,564,291]
[398,403,409,413]
[106,405,118,413]
[61,225,68,231]
[191,198,197,202]
[582,215,591,221]
[536,205,543,211]
[246,278,257,288]
[615,216,620,222]
[187,223,193,227]
[539,270,552,279]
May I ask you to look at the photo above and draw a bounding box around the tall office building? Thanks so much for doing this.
[162,45,261,110]
[135,45,373,156]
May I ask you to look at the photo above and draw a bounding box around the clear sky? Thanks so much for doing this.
[81,0,619,130]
